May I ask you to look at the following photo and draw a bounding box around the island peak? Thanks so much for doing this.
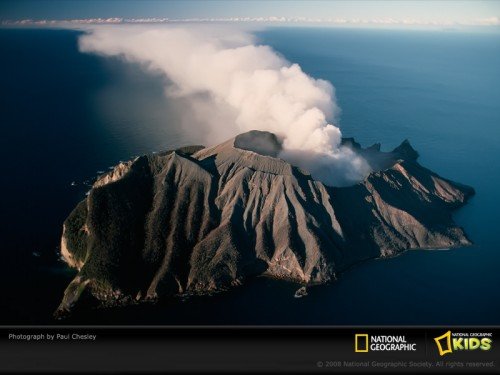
[55,131,474,317]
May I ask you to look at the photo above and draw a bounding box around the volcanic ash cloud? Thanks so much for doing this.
[78,25,371,186]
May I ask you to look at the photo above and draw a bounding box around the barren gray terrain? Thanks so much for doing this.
[56,130,474,316]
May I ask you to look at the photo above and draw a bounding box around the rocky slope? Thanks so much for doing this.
[56,130,474,315]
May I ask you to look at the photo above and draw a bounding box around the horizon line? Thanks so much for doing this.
[2,15,500,28]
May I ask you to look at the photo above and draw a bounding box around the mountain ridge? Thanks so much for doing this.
[56,130,474,316]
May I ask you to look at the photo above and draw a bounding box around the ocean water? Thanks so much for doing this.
[0,27,499,325]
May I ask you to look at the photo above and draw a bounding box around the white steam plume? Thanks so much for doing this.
[78,25,371,186]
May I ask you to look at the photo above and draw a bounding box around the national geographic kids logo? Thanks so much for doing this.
[354,334,417,353]
[434,331,492,356]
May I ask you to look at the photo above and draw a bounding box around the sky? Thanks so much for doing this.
[0,0,499,26]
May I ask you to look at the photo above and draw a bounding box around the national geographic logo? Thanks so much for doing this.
[434,331,493,356]
[355,334,417,353]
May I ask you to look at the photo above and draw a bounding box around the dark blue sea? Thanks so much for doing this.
[0,27,499,325]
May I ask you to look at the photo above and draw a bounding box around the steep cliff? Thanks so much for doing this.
[56,131,474,315]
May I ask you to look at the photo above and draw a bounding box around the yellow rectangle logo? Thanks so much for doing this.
[355,334,369,352]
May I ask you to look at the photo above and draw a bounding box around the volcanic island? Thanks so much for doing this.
[56,130,474,316]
